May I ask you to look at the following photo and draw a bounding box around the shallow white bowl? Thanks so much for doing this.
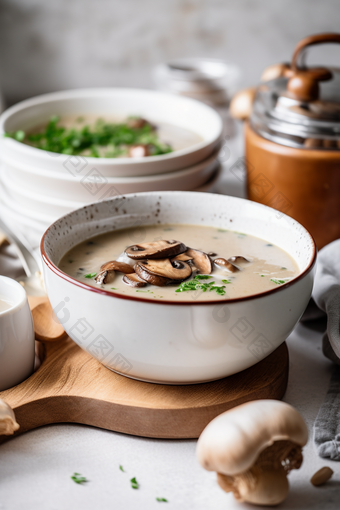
[1,149,219,203]
[2,161,220,220]
[41,191,316,384]
[0,88,223,179]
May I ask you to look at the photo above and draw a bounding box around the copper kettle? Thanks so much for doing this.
[230,33,340,248]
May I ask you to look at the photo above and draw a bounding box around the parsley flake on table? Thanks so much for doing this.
[130,477,139,489]
[156,497,168,502]
[84,272,97,279]
[71,472,88,484]
[119,465,125,472]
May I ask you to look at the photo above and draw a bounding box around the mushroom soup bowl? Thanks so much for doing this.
[41,192,316,384]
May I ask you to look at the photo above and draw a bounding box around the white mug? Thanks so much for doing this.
[0,276,35,391]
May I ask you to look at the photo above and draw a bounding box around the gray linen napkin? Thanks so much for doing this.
[305,239,340,459]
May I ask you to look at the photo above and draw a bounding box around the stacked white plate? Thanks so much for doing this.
[0,88,223,244]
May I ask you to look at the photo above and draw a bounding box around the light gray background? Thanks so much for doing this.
[1,0,340,105]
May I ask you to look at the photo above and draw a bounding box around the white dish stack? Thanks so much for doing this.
[0,88,223,245]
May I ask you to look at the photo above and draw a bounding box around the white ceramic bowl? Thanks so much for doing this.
[1,149,219,203]
[0,88,222,179]
[41,192,316,385]
[0,276,35,390]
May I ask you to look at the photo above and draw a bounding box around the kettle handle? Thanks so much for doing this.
[291,32,340,71]
[287,33,340,101]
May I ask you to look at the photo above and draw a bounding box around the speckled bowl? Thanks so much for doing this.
[41,192,316,384]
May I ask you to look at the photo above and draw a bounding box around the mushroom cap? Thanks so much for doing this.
[186,248,213,274]
[197,400,308,476]
[125,240,186,260]
[135,258,192,286]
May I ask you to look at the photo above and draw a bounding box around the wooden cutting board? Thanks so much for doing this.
[0,337,288,441]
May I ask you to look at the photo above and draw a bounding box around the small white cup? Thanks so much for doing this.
[0,276,35,391]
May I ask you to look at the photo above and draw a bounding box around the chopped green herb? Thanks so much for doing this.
[235,231,246,236]
[217,229,228,233]
[111,287,117,290]
[156,497,168,502]
[270,278,289,285]
[281,267,287,270]
[176,275,226,296]
[222,279,231,284]
[260,275,265,277]
[71,472,88,484]
[195,275,212,280]
[136,290,150,293]
[4,130,25,142]
[84,272,97,278]
[5,116,173,158]
[119,465,125,472]
[130,477,139,489]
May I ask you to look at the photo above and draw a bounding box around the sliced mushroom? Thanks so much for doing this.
[228,256,250,266]
[127,117,153,130]
[122,273,147,288]
[128,145,151,158]
[125,240,186,260]
[101,261,134,273]
[95,270,116,285]
[186,248,213,274]
[171,252,194,262]
[214,258,240,273]
[134,259,192,286]
[95,261,134,285]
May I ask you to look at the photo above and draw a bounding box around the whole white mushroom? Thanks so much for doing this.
[0,399,19,435]
[197,400,308,506]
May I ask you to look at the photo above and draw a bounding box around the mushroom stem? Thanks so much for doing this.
[217,440,303,506]
[0,399,19,435]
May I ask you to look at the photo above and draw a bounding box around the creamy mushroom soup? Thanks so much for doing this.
[59,224,299,302]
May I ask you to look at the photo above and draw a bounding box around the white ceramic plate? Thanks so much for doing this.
[0,88,223,178]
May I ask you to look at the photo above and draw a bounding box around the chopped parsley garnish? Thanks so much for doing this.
[270,278,290,285]
[130,477,139,489]
[176,275,226,296]
[111,287,117,290]
[119,465,125,472]
[281,267,287,270]
[84,272,97,278]
[217,229,228,232]
[222,279,231,284]
[71,472,88,484]
[5,116,173,158]
[156,497,168,502]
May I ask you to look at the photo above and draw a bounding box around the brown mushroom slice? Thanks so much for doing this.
[122,273,147,288]
[134,259,192,286]
[185,248,213,274]
[171,252,194,262]
[228,256,250,266]
[95,270,116,285]
[214,257,240,273]
[95,261,134,285]
[125,240,186,260]
[127,117,153,130]
[100,261,135,273]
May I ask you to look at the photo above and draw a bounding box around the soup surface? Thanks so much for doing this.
[12,115,202,158]
[59,224,299,302]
